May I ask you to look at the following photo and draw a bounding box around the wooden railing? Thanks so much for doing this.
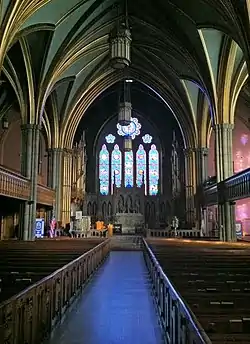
[0,239,110,344]
[147,228,201,238]
[0,165,30,200]
[0,165,55,206]
[37,184,55,206]
[142,239,212,344]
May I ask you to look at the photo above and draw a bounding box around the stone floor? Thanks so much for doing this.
[45,251,164,344]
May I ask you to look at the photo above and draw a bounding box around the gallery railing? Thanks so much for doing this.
[0,239,110,344]
[0,165,30,200]
[142,239,212,344]
[37,184,56,206]
[203,183,218,206]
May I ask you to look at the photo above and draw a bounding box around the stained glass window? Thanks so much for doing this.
[117,117,141,140]
[99,144,109,195]
[111,144,122,188]
[136,144,147,190]
[105,134,116,143]
[124,151,134,187]
[149,144,159,195]
[142,134,152,144]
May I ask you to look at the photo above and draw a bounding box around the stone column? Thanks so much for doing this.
[195,147,209,231]
[48,148,64,222]
[214,123,236,241]
[196,147,209,185]
[183,148,196,226]
[19,124,40,240]
[61,149,73,225]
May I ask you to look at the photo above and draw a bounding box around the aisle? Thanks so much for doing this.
[45,251,164,344]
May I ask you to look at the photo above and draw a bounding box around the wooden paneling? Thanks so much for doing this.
[0,165,55,206]
[0,165,30,200]
[37,185,55,206]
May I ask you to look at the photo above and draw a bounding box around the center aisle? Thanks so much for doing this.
[45,251,164,344]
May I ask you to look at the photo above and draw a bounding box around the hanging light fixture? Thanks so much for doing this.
[109,0,131,70]
[124,135,132,151]
[118,76,132,126]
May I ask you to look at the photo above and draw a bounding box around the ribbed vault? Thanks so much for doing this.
[0,0,250,150]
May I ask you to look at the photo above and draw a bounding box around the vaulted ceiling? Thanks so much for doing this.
[0,0,249,149]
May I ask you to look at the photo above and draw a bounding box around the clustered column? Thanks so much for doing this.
[48,148,64,222]
[196,147,209,185]
[183,148,196,226]
[61,149,73,225]
[19,124,40,240]
[214,123,236,241]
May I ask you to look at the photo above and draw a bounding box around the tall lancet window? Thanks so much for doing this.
[136,144,146,191]
[149,144,159,195]
[99,144,110,195]
[124,151,133,187]
[111,144,122,188]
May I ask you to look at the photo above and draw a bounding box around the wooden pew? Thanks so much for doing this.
[147,238,250,343]
[0,238,104,303]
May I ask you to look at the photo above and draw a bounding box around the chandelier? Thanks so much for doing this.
[109,1,131,70]
[118,78,132,126]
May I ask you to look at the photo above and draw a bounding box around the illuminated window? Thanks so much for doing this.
[105,134,116,143]
[136,144,146,191]
[117,117,141,140]
[111,144,122,188]
[142,134,152,144]
[149,144,159,195]
[99,144,109,195]
[124,151,134,187]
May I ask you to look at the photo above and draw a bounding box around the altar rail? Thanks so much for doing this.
[142,239,211,344]
[0,165,30,200]
[0,239,110,344]
[147,229,201,238]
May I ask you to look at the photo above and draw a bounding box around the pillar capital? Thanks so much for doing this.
[214,123,234,131]
[196,147,209,156]
[183,147,194,157]
[21,123,41,131]
[63,148,74,156]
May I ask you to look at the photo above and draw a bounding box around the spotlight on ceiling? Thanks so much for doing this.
[125,79,133,83]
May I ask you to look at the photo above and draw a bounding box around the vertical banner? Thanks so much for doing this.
[35,218,45,238]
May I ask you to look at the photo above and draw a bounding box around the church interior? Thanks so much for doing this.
[1,1,250,343]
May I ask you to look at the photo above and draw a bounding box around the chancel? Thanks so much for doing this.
[81,79,182,232]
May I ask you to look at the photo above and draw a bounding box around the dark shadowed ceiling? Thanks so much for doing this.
[0,0,250,149]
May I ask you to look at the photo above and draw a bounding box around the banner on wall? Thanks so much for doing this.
[235,222,243,239]
[35,218,45,238]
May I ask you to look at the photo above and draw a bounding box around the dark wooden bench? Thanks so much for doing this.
[0,238,104,303]
[147,238,250,343]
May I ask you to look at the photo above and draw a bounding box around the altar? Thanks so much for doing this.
[115,213,144,234]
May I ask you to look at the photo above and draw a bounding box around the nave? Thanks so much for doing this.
[1,236,250,344]
[44,251,164,344]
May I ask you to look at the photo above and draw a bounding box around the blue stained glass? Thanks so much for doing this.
[136,144,147,190]
[149,144,159,195]
[124,151,134,187]
[99,144,109,195]
[111,144,122,188]
[117,117,141,140]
